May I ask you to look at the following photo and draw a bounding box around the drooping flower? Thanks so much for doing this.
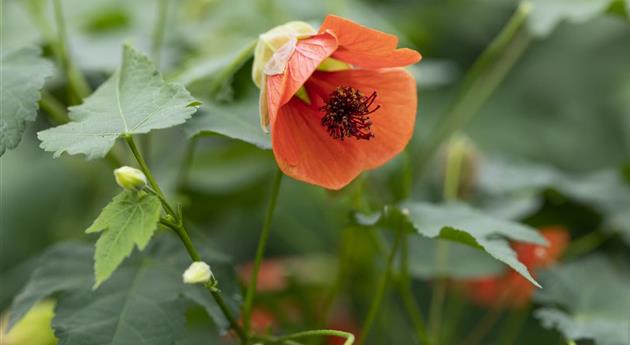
[253,15,421,189]
[462,227,570,309]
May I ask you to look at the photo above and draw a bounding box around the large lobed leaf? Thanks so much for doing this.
[9,237,242,344]
[53,259,186,345]
[38,45,200,159]
[7,243,93,331]
[357,202,546,285]
[86,190,162,288]
[0,46,53,156]
[534,256,630,345]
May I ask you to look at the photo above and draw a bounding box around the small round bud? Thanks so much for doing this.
[113,166,147,191]
[183,261,213,284]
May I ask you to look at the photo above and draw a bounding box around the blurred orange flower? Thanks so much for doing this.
[463,227,570,309]
[257,15,421,189]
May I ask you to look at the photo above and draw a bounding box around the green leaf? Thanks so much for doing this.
[358,203,546,285]
[0,46,53,156]
[7,243,93,331]
[185,99,271,150]
[53,258,187,345]
[38,44,200,159]
[527,0,616,37]
[86,190,161,288]
[407,236,504,279]
[534,256,630,345]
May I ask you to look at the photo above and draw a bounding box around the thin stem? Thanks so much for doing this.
[412,3,532,183]
[39,91,69,125]
[125,135,176,216]
[127,136,246,343]
[176,136,199,190]
[358,230,403,345]
[151,0,169,68]
[399,234,431,345]
[242,169,283,335]
[272,329,355,345]
[459,307,503,345]
[52,0,90,101]
[494,307,529,345]
[564,230,611,259]
[428,241,449,343]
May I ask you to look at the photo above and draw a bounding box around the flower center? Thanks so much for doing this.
[320,86,380,141]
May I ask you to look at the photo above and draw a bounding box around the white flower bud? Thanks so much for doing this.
[113,166,147,191]
[183,261,213,284]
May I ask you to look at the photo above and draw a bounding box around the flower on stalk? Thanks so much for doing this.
[461,227,570,309]
[253,15,421,189]
[113,166,147,191]
[183,261,213,284]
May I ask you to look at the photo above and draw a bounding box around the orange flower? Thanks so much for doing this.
[255,15,421,189]
[462,227,570,309]
[238,260,288,293]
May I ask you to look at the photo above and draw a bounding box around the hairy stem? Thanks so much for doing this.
[242,169,284,337]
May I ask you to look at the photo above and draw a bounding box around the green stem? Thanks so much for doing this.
[494,307,529,345]
[428,240,449,344]
[127,136,246,344]
[176,136,199,190]
[151,0,169,68]
[270,329,355,345]
[125,135,176,216]
[412,3,532,181]
[564,230,611,259]
[358,230,403,345]
[39,91,69,125]
[242,169,283,336]
[460,306,503,345]
[399,234,431,345]
[52,0,90,101]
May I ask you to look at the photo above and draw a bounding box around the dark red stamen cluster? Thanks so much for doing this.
[320,86,380,141]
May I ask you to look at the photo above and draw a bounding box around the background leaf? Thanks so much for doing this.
[527,0,615,37]
[52,258,187,345]
[0,46,53,156]
[534,256,630,345]
[86,190,161,287]
[37,44,200,159]
[359,203,547,285]
[185,99,271,150]
[7,243,93,330]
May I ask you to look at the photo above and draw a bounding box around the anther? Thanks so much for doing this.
[320,86,380,141]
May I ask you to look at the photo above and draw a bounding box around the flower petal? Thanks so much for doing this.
[266,32,337,128]
[271,98,364,190]
[320,15,421,69]
[306,68,417,170]
[272,68,417,190]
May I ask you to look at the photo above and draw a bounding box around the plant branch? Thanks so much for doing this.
[242,168,283,336]
[412,3,532,182]
[126,134,247,343]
